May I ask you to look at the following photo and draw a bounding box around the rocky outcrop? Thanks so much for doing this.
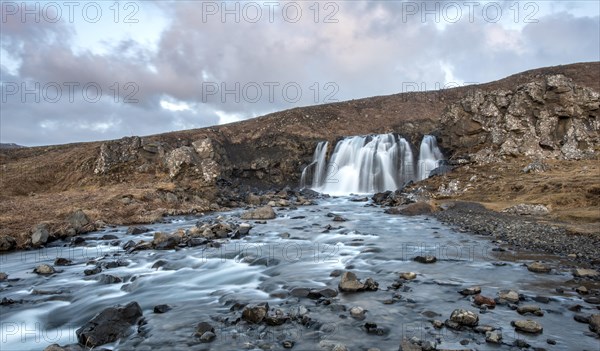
[76,301,143,347]
[439,75,599,163]
[165,138,229,183]
[94,136,142,174]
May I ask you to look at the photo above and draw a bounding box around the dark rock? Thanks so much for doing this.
[0,235,17,251]
[84,267,102,276]
[127,226,150,235]
[333,215,347,222]
[195,321,215,337]
[97,274,122,284]
[100,234,119,240]
[459,286,481,295]
[0,272,7,281]
[242,303,269,324]
[54,258,73,266]
[474,295,496,308]
[76,301,143,347]
[414,255,437,264]
[153,304,172,313]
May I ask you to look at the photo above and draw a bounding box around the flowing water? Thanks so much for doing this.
[1,198,598,350]
[300,134,444,195]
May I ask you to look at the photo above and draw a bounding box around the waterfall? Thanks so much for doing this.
[417,135,444,180]
[300,141,328,188]
[300,134,444,195]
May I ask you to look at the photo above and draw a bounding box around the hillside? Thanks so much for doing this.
[1,62,599,249]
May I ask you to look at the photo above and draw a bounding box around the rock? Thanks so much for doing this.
[399,272,417,280]
[573,268,599,278]
[31,223,50,246]
[153,304,171,313]
[195,321,214,335]
[414,255,437,264]
[517,305,544,316]
[200,331,216,342]
[76,301,143,347]
[485,331,502,344]
[338,271,378,292]
[589,314,600,335]
[282,340,295,348]
[449,309,479,327]
[459,286,481,295]
[0,235,16,251]
[0,272,8,281]
[238,223,252,235]
[575,286,589,295]
[350,306,365,319]
[127,226,150,235]
[512,319,543,334]
[522,160,549,173]
[84,266,102,276]
[527,262,551,273]
[339,271,364,292]
[241,206,276,220]
[473,295,496,308]
[94,136,141,174]
[387,202,434,216]
[574,314,590,324]
[97,274,122,284]
[331,344,348,351]
[54,258,72,266]
[152,232,179,249]
[498,290,520,303]
[67,210,93,233]
[503,204,549,216]
[439,75,600,162]
[34,264,56,275]
[242,303,269,324]
[332,215,347,222]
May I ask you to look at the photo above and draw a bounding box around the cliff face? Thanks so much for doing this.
[438,75,600,163]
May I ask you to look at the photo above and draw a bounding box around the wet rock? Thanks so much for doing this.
[512,319,543,334]
[527,262,551,273]
[241,206,276,220]
[449,309,479,327]
[517,305,544,316]
[308,288,338,299]
[573,268,599,278]
[584,296,600,304]
[338,271,364,292]
[399,272,417,280]
[84,266,102,276]
[100,234,118,240]
[242,303,269,324]
[0,272,7,281]
[350,306,365,320]
[97,274,122,284]
[238,223,252,235]
[34,264,56,275]
[76,301,143,347]
[574,314,590,324]
[432,320,444,329]
[31,223,50,246]
[196,321,216,341]
[282,340,295,348]
[363,322,387,335]
[290,287,310,298]
[152,232,179,250]
[485,330,502,344]
[473,295,496,308]
[589,314,600,335]
[498,290,520,303]
[54,258,73,266]
[459,286,481,295]
[0,235,17,251]
[575,286,589,295]
[127,226,150,235]
[332,215,347,222]
[414,255,437,264]
[153,304,171,313]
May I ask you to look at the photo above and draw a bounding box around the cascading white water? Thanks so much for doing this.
[300,141,328,188]
[417,135,444,180]
[301,134,444,195]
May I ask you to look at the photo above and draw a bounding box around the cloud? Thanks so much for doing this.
[0,1,598,146]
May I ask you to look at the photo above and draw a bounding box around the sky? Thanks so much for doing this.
[1,0,599,146]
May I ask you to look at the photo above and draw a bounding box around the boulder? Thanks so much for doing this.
[449,309,479,327]
[67,210,93,233]
[241,206,276,220]
[0,235,16,251]
[76,301,143,347]
[573,268,599,278]
[34,264,56,275]
[511,319,543,334]
[527,262,551,273]
[242,303,269,324]
[31,223,50,246]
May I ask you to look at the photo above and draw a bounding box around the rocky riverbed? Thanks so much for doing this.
[1,196,599,351]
